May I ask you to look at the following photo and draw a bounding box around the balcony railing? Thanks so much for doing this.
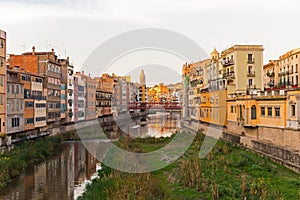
[32,95,46,100]
[266,72,275,77]
[247,58,255,64]
[223,71,235,79]
[286,70,293,75]
[278,72,285,77]
[222,59,234,67]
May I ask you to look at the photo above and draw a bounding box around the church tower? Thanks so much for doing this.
[210,47,219,61]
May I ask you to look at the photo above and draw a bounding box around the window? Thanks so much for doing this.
[0,76,3,86]
[26,118,34,124]
[12,118,20,128]
[16,85,19,94]
[268,107,272,117]
[25,102,34,107]
[275,107,280,117]
[248,54,253,62]
[36,117,46,122]
[248,79,253,87]
[291,105,296,116]
[251,105,256,119]
[11,85,14,94]
[261,107,265,116]
[22,75,30,81]
[24,89,31,99]
[16,101,19,111]
[231,106,234,113]
[0,39,4,48]
[0,57,4,67]
[36,103,46,108]
[35,78,43,83]
[0,95,3,105]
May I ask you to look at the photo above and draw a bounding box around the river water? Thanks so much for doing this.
[0,113,181,200]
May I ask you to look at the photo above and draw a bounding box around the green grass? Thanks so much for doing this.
[78,132,300,200]
[0,136,62,190]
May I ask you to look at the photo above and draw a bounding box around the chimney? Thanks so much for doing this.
[32,46,35,55]
[67,56,69,61]
[51,48,55,55]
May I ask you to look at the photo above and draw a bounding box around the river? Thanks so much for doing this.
[0,113,181,200]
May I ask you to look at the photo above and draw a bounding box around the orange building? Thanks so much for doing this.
[96,74,114,117]
[9,47,62,128]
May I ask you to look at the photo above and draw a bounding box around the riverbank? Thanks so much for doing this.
[181,121,300,173]
[0,136,62,190]
[78,132,300,199]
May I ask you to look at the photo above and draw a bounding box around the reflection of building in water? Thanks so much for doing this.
[85,148,98,180]
[0,142,99,200]
[127,113,181,138]
[74,142,86,185]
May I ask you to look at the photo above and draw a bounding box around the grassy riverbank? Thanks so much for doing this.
[78,132,300,200]
[0,136,62,190]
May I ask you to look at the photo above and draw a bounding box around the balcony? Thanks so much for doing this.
[247,71,255,77]
[32,95,46,100]
[278,72,285,77]
[47,83,60,90]
[224,71,235,79]
[222,59,234,67]
[286,70,293,75]
[266,72,275,77]
[247,58,255,64]
[47,96,60,101]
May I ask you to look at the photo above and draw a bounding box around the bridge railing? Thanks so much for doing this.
[128,102,182,109]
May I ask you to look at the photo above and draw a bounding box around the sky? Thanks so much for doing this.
[1,0,300,83]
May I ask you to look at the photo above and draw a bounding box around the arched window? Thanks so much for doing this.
[251,105,257,120]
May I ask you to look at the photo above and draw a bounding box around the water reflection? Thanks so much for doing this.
[0,113,181,200]
[125,113,181,138]
[0,142,99,200]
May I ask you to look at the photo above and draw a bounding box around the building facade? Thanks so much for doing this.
[0,30,6,138]
[6,69,24,137]
[96,74,114,118]
[221,45,264,95]
[84,74,97,121]
[75,72,86,122]
[9,47,62,128]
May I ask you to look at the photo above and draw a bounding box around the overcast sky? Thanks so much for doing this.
[1,0,300,83]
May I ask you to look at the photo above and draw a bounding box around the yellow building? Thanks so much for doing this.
[263,60,279,89]
[227,90,287,137]
[0,30,6,137]
[226,89,300,150]
[200,90,227,126]
[148,83,170,103]
[221,45,264,95]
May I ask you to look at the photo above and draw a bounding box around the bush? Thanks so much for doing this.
[0,136,62,190]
